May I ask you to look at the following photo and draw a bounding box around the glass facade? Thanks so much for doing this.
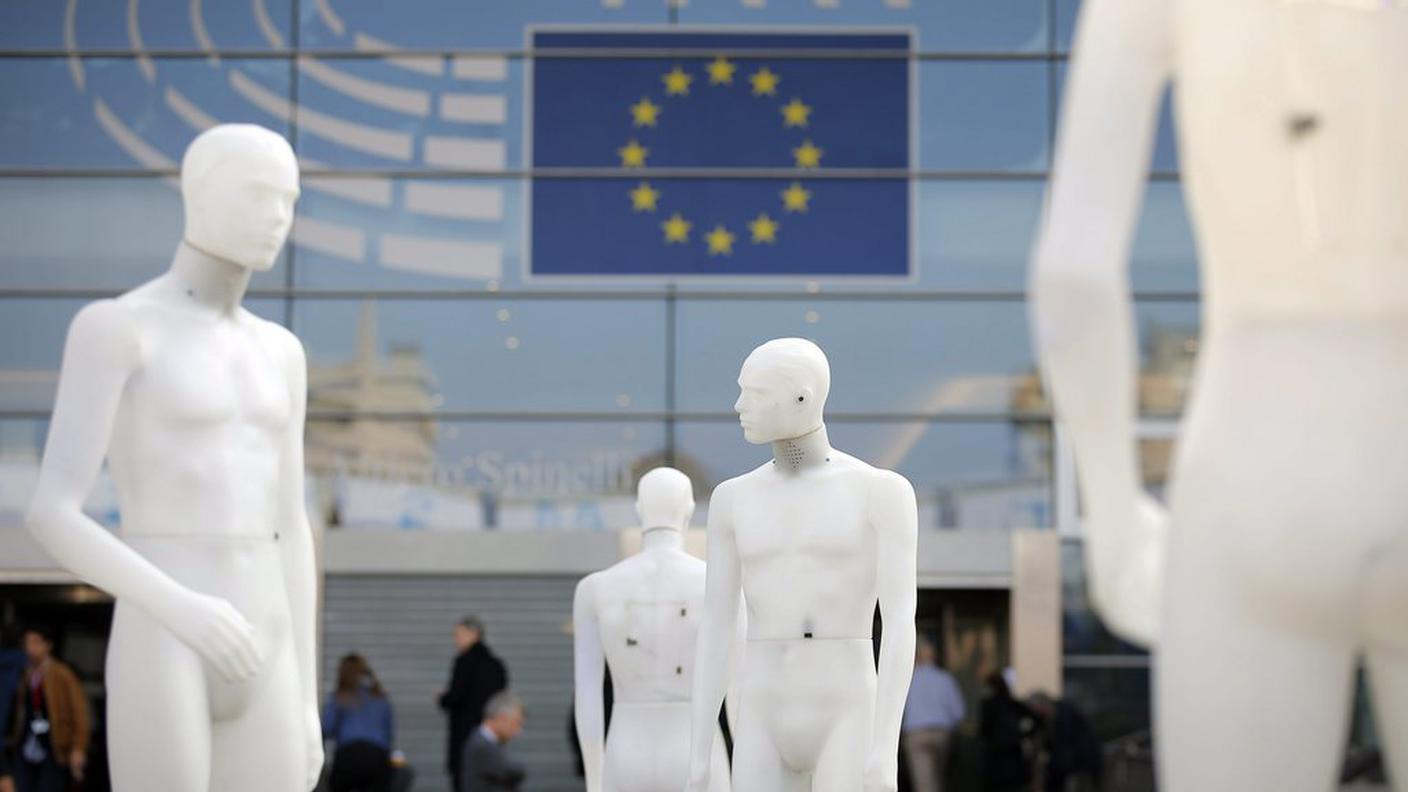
[0,0,1197,538]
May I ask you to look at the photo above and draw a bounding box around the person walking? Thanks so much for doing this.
[980,672,1034,792]
[7,626,89,792]
[1026,692,1102,792]
[324,653,395,792]
[459,692,525,792]
[902,637,966,792]
[438,616,508,792]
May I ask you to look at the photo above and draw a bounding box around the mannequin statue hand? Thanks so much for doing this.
[1086,491,1169,648]
[862,751,898,792]
[303,705,325,791]
[154,587,263,682]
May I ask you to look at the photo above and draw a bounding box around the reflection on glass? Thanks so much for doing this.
[1131,181,1198,292]
[919,61,1049,172]
[0,0,293,52]
[295,299,667,413]
[305,419,665,532]
[0,59,292,170]
[674,300,1037,414]
[676,420,1051,531]
[1137,301,1200,416]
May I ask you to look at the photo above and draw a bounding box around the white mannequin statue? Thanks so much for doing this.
[572,466,734,792]
[24,124,323,791]
[686,338,919,792]
[1032,0,1408,788]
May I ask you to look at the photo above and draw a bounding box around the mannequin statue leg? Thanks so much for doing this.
[208,640,306,791]
[731,713,807,792]
[1157,519,1357,792]
[706,731,730,792]
[809,702,871,792]
[106,602,213,791]
[1363,530,1408,786]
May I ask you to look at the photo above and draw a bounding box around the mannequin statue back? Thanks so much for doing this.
[1031,1,1408,789]
[25,124,322,791]
[687,340,918,792]
[573,468,732,792]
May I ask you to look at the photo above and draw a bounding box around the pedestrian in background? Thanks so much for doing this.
[902,636,966,792]
[459,692,525,792]
[324,653,395,792]
[1026,692,1102,792]
[980,671,1034,792]
[7,626,89,792]
[438,615,508,792]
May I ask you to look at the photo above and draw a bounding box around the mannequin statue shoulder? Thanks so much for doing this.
[64,298,144,371]
[245,313,309,375]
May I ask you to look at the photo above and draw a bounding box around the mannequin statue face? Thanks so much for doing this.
[636,466,695,530]
[734,338,830,444]
[180,124,300,271]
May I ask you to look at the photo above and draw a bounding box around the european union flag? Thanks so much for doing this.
[529,30,912,279]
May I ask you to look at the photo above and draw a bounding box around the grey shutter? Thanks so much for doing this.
[322,574,581,791]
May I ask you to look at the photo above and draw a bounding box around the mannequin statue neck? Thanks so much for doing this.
[641,526,685,553]
[771,425,832,474]
[168,241,253,315]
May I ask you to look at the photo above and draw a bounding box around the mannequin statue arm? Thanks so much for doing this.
[25,300,262,681]
[1030,0,1175,648]
[572,575,607,792]
[271,329,324,790]
[864,471,919,792]
[686,481,742,792]
[723,598,747,738]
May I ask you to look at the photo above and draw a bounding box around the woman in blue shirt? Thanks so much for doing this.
[323,653,395,792]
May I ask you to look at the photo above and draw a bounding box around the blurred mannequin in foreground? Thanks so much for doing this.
[1031,0,1408,788]
[25,124,321,791]
[687,338,918,792]
[573,467,733,792]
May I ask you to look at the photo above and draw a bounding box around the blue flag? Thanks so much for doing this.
[529,30,912,279]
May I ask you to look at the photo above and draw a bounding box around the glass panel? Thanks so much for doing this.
[1060,539,1149,656]
[1131,181,1198,293]
[1137,300,1200,416]
[307,419,665,532]
[675,1,1048,54]
[293,299,667,414]
[0,298,286,412]
[916,179,1045,291]
[674,300,1036,414]
[919,61,1048,172]
[677,419,1052,531]
[297,0,668,50]
[0,419,121,529]
[0,0,293,52]
[294,57,523,171]
[0,58,293,170]
[1056,0,1082,54]
[1061,665,1152,742]
[0,178,287,290]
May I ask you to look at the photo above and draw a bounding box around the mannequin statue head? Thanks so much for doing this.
[734,338,830,444]
[181,124,299,271]
[636,466,695,532]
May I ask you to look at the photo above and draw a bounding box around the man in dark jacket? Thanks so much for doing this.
[438,615,508,792]
[459,692,525,792]
[1027,692,1102,792]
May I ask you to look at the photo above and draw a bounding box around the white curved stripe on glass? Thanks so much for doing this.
[423,136,506,169]
[190,0,220,65]
[298,57,431,117]
[439,93,506,124]
[165,86,219,130]
[94,99,176,168]
[354,33,443,77]
[252,0,285,47]
[127,0,156,82]
[314,0,345,35]
[293,215,366,261]
[404,183,502,221]
[380,234,502,280]
[64,0,85,90]
[451,57,508,82]
[301,159,394,207]
[230,70,413,160]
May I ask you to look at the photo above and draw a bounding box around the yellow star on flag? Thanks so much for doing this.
[707,56,736,85]
[662,65,693,96]
[748,214,779,244]
[662,213,692,244]
[781,98,812,128]
[792,139,823,169]
[618,139,649,168]
[705,225,736,256]
[630,182,660,212]
[629,97,661,127]
[781,182,811,213]
[749,67,780,96]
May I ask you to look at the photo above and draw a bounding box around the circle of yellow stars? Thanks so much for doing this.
[617,56,821,257]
